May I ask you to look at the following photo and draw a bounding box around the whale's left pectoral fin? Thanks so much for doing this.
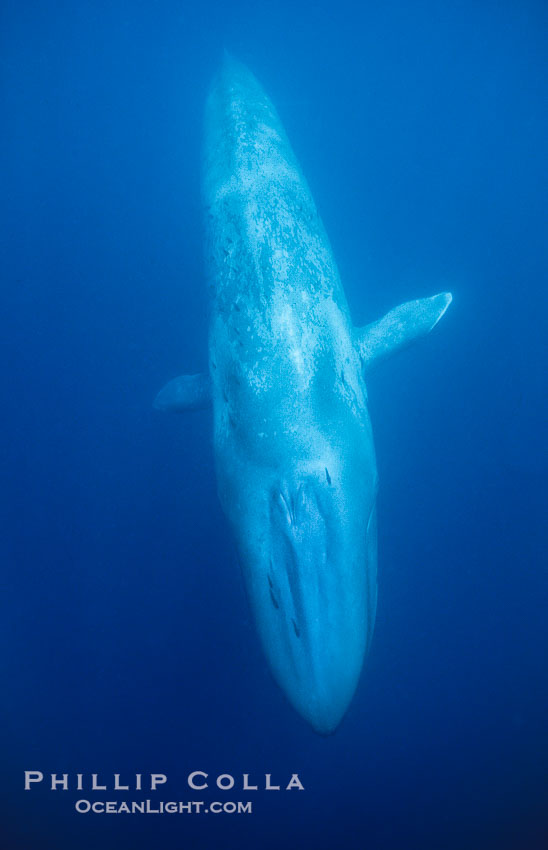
[154,373,212,412]
[356,292,452,369]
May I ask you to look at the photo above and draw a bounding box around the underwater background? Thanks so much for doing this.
[1,0,547,848]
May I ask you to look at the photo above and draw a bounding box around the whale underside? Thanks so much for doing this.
[155,56,452,734]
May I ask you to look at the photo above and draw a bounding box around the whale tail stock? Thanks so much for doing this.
[154,292,452,412]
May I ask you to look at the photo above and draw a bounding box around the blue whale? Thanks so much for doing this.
[156,56,452,734]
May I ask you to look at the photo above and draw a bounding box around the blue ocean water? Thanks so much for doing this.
[1,1,547,848]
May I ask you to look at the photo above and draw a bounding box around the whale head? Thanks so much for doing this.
[228,447,378,735]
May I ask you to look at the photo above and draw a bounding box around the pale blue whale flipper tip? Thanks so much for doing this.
[155,56,452,734]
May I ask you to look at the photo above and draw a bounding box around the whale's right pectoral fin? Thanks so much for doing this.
[356,292,452,370]
[154,373,212,412]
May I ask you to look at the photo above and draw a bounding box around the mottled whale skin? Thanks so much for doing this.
[156,56,451,734]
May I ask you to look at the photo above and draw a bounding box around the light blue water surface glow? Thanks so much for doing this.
[1,1,547,848]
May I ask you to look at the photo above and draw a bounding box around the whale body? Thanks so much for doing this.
[156,56,451,734]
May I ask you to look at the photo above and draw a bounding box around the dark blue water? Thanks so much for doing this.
[2,1,547,848]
